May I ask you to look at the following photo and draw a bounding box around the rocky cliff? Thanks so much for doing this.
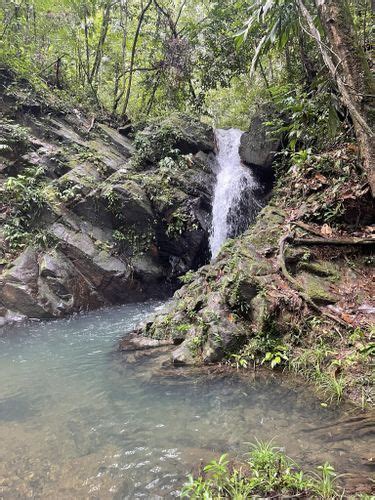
[0,69,215,326]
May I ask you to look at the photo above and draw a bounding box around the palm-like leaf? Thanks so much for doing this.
[236,0,299,76]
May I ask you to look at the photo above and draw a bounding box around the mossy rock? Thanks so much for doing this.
[297,272,339,305]
[297,260,340,280]
[133,113,214,166]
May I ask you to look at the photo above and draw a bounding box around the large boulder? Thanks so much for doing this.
[239,106,281,190]
[133,113,215,166]
[0,247,104,323]
[0,248,52,319]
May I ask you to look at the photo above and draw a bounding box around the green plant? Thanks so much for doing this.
[3,166,48,251]
[265,85,341,153]
[230,353,249,370]
[166,208,193,237]
[56,181,82,203]
[312,462,340,499]
[359,342,375,357]
[179,270,196,284]
[181,440,340,498]
[317,373,346,405]
[112,230,127,242]
[262,344,289,369]
[176,323,192,333]
[188,335,204,356]
[0,120,29,153]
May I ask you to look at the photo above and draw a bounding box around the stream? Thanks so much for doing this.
[0,301,373,498]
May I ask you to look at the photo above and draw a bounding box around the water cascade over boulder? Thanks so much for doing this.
[210,128,264,259]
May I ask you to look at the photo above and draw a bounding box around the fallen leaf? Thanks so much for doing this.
[314,173,328,184]
[341,312,354,324]
[321,224,333,236]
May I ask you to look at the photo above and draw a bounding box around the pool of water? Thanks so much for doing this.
[0,301,373,498]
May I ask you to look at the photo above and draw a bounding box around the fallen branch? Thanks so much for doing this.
[278,233,349,328]
[87,116,96,133]
[292,237,375,246]
[292,221,323,237]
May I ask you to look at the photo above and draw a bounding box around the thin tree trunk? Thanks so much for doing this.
[298,30,316,87]
[298,0,375,196]
[121,0,153,119]
[83,8,91,83]
[90,0,112,84]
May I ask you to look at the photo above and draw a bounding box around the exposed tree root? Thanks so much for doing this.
[278,232,349,328]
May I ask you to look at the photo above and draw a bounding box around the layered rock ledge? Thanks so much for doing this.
[0,70,215,326]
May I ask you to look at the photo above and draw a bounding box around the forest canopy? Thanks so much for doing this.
[1,0,374,190]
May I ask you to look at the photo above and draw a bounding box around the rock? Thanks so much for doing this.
[21,101,42,116]
[48,221,139,303]
[97,123,134,157]
[0,308,26,328]
[37,249,105,315]
[0,246,106,320]
[132,254,165,282]
[118,124,133,137]
[0,247,52,318]
[171,341,195,365]
[297,260,340,279]
[297,272,339,305]
[239,106,280,190]
[134,113,215,165]
[101,174,154,227]
[119,333,174,351]
[0,80,218,325]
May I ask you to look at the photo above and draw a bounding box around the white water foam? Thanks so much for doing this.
[209,128,259,259]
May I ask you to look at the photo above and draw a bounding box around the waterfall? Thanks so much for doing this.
[209,128,261,259]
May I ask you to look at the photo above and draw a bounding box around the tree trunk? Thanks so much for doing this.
[89,0,112,84]
[299,0,375,195]
[121,0,153,120]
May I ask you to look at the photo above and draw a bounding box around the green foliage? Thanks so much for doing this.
[166,208,197,238]
[0,120,29,153]
[133,123,180,167]
[312,462,340,499]
[316,373,346,405]
[236,0,298,75]
[262,344,289,369]
[179,270,196,285]
[231,324,289,371]
[181,440,341,498]
[266,84,342,153]
[56,180,82,203]
[3,166,48,250]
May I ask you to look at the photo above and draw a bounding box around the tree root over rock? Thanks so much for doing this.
[278,232,349,328]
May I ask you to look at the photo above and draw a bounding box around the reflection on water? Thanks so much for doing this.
[0,301,373,498]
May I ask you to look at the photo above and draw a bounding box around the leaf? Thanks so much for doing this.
[314,173,328,184]
[250,35,267,77]
[262,0,276,19]
[341,313,354,324]
[328,100,340,137]
[279,28,289,48]
[321,224,333,236]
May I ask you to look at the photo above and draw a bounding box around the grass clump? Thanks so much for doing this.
[181,439,341,499]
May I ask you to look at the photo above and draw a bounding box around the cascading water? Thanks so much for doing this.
[209,128,261,259]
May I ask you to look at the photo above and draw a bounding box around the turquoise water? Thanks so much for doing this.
[0,301,373,498]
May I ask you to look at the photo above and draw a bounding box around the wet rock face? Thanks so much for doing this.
[0,82,215,326]
[239,106,281,191]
